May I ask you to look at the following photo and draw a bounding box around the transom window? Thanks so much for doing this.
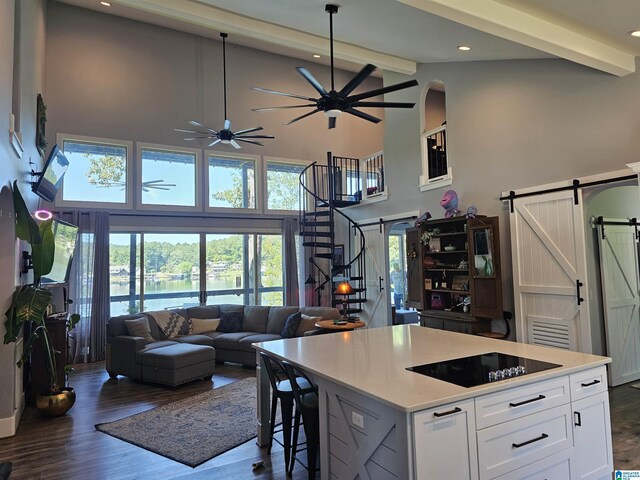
[266,160,306,211]
[208,155,256,210]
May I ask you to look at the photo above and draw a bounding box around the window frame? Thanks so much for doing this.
[55,133,134,209]
[204,150,261,214]
[136,142,202,212]
[419,125,453,192]
[263,156,311,214]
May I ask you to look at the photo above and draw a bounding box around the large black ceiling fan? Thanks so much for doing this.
[251,4,418,129]
[175,33,274,148]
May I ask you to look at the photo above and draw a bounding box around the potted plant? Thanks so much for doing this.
[3,181,80,416]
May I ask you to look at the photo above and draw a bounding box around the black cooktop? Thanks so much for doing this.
[406,352,562,388]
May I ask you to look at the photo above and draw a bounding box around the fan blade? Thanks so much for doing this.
[236,139,265,146]
[174,128,206,134]
[345,108,382,124]
[350,101,415,108]
[236,134,275,139]
[252,86,316,101]
[328,117,337,129]
[296,67,328,97]
[224,119,231,130]
[234,126,263,135]
[252,104,317,112]
[183,136,215,141]
[347,79,419,102]
[339,64,377,97]
[208,139,222,147]
[189,120,218,133]
[285,108,321,125]
[230,140,241,149]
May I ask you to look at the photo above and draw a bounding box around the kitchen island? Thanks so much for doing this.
[253,325,612,480]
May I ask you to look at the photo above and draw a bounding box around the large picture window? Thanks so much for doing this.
[266,160,306,211]
[208,155,256,210]
[59,136,131,206]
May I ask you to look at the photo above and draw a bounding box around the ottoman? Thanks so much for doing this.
[137,343,216,387]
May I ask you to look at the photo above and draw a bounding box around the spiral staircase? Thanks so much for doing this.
[299,152,366,317]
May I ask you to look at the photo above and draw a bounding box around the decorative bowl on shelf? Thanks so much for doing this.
[444,245,456,251]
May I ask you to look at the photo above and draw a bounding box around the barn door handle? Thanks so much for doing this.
[379,276,384,292]
[576,280,584,305]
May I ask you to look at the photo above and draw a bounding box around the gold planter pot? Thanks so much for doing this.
[36,387,76,417]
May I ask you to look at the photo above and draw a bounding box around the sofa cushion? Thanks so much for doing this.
[124,317,155,343]
[296,314,323,337]
[218,311,244,333]
[218,304,245,315]
[136,343,215,369]
[173,335,215,347]
[138,340,179,352]
[213,332,259,351]
[243,306,270,333]
[190,318,220,334]
[239,333,282,347]
[301,306,341,320]
[186,305,220,319]
[281,312,302,338]
[108,315,142,337]
[146,310,190,339]
[266,306,300,335]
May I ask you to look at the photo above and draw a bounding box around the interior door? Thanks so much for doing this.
[361,225,389,328]
[597,222,640,386]
[510,190,592,353]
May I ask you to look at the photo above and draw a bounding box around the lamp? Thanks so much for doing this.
[335,281,354,321]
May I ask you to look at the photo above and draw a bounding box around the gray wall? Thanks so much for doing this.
[0,0,48,433]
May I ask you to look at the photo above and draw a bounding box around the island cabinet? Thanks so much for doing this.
[406,216,503,334]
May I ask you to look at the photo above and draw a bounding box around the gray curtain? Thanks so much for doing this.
[63,211,110,363]
[283,216,300,306]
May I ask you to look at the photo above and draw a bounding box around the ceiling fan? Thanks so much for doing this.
[251,4,419,129]
[175,33,274,148]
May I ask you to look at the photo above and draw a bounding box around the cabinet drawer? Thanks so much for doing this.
[475,376,570,429]
[569,366,607,401]
[492,448,575,480]
[477,403,573,480]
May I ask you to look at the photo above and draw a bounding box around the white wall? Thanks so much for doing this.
[0,0,48,436]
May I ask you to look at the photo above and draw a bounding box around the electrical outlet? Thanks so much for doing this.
[352,411,364,429]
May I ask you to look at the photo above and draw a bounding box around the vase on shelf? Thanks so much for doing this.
[482,256,493,277]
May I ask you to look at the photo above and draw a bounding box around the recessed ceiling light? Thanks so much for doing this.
[629,30,640,37]
[458,45,471,51]
[313,54,321,58]
[100,1,111,6]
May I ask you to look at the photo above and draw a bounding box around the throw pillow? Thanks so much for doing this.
[124,317,155,343]
[297,313,323,337]
[281,311,302,338]
[218,311,243,333]
[146,310,189,339]
[190,318,221,335]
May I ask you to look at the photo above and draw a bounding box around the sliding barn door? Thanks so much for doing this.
[361,225,389,329]
[510,190,592,352]
[597,223,640,386]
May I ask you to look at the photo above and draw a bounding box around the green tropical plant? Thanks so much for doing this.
[3,181,80,395]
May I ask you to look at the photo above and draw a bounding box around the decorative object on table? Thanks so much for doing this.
[482,255,494,277]
[452,275,469,291]
[36,93,47,155]
[414,211,432,227]
[440,190,461,218]
[466,205,478,218]
[175,33,274,148]
[444,244,456,251]
[335,280,354,320]
[457,259,469,270]
[424,278,432,290]
[3,181,81,416]
[95,378,272,468]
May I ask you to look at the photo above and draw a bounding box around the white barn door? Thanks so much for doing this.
[597,222,640,386]
[361,225,389,329]
[510,190,592,352]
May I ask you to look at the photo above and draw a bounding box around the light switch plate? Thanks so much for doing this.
[352,411,364,429]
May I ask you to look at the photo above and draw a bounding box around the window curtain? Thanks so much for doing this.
[62,211,110,363]
[283,216,300,306]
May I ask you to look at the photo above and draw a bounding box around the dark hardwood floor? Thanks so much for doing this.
[0,362,638,479]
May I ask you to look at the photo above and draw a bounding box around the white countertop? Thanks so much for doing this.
[253,325,610,413]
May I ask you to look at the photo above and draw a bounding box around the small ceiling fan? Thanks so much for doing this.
[251,4,418,129]
[175,33,274,148]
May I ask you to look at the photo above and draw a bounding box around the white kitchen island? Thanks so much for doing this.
[253,325,613,480]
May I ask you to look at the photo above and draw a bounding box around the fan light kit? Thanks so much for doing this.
[175,33,274,148]
[252,4,418,129]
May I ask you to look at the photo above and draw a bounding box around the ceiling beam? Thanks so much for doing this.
[116,0,417,75]
[396,0,636,76]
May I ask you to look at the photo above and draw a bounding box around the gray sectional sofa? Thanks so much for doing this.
[106,304,340,386]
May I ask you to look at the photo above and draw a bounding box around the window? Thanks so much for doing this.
[360,151,387,202]
[59,135,132,206]
[109,233,141,316]
[419,82,452,191]
[208,154,257,210]
[266,160,306,211]
[139,145,199,209]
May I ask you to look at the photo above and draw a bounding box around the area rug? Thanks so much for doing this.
[95,378,278,467]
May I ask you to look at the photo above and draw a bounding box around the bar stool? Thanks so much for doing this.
[282,361,320,480]
[259,352,309,473]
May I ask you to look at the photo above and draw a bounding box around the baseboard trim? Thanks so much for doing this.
[0,395,24,438]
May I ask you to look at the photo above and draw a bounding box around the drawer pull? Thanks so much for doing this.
[433,407,462,417]
[512,433,548,449]
[580,379,600,387]
[509,394,546,407]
